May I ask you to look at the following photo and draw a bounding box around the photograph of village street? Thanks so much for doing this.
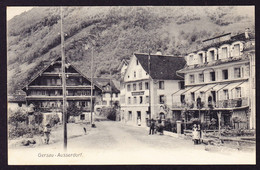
[7,6,255,165]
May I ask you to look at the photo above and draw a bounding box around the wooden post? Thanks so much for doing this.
[60,7,67,150]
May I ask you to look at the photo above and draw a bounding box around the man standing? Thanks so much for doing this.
[149,119,155,135]
[43,124,51,144]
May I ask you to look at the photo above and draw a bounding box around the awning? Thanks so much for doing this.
[182,85,206,95]
[213,83,230,92]
[224,81,244,90]
[172,88,188,96]
[198,84,217,93]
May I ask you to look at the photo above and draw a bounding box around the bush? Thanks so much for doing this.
[48,114,60,126]
[164,119,177,132]
[68,116,75,123]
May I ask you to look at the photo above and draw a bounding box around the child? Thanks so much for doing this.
[43,124,51,144]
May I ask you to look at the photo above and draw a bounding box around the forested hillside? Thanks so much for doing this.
[7,6,254,94]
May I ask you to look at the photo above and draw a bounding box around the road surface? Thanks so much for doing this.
[9,121,255,165]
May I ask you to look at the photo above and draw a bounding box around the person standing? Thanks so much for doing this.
[43,124,51,144]
[149,119,155,135]
[192,124,200,145]
[137,116,141,126]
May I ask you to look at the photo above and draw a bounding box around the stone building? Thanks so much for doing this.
[172,29,255,129]
[120,52,186,126]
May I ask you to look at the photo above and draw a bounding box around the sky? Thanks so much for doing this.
[6,7,34,21]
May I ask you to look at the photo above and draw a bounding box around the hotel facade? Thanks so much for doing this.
[172,30,255,129]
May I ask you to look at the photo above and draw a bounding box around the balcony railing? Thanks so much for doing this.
[172,97,248,109]
[215,97,248,108]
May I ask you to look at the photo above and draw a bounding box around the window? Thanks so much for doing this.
[189,55,194,65]
[133,83,137,91]
[145,96,149,104]
[233,44,240,56]
[178,81,185,89]
[139,82,142,90]
[129,111,132,120]
[136,59,139,65]
[222,69,228,80]
[235,87,241,98]
[222,47,228,59]
[159,95,165,104]
[210,72,215,81]
[115,93,118,97]
[140,96,143,104]
[234,67,241,78]
[223,89,229,100]
[127,84,131,91]
[198,53,203,64]
[128,97,131,104]
[180,95,185,103]
[209,50,214,62]
[134,97,137,104]
[159,81,164,89]
[190,75,195,84]
[199,73,204,82]
[145,82,149,90]
[134,71,136,78]
[191,92,195,101]
[200,92,205,100]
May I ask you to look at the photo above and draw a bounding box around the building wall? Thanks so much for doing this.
[120,55,183,126]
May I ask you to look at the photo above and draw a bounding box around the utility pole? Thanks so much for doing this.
[60,6,67,150]
[148,49,151,122]
[90,47,94,127]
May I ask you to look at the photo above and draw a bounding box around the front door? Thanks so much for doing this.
[137,111,141,124]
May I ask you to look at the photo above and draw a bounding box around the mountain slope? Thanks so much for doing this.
[7,6,254,94]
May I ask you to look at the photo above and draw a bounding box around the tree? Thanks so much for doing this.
[67,102,83,121]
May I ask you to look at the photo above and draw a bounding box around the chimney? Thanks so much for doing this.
[245,28,250,39]
[155,49,162,55]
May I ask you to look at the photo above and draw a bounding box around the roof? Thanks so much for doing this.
[134,53,186,80]
[93,78,120,93]
[188,32,255,55]
[8,90,26,102]
[22,56,103,91]
[117,59,129,71]
[202,33,231,42]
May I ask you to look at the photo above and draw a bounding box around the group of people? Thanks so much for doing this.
[149,118,164,135]
[192,124,204,145]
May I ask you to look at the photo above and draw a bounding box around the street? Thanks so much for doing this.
[9,121,255,165]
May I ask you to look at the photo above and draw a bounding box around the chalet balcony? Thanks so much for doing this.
[38,106,92,112]
[26,95,96,100]
[41,72,81,77]
[27,85,93,89]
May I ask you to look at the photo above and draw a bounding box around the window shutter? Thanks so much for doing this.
[218,48,222,59]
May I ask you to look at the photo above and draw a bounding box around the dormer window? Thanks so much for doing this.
[198,53,203,64]
[222,47,228,59]
[233,44,240,56]
[189,55,194,65]
[209,50,215,62]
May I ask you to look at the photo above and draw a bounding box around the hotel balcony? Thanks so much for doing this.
[172,97,248,110]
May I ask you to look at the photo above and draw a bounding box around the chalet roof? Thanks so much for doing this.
[8,90,26,102]
[134,53,186,80]
[93,78,120,93]
[22,56,103,91]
